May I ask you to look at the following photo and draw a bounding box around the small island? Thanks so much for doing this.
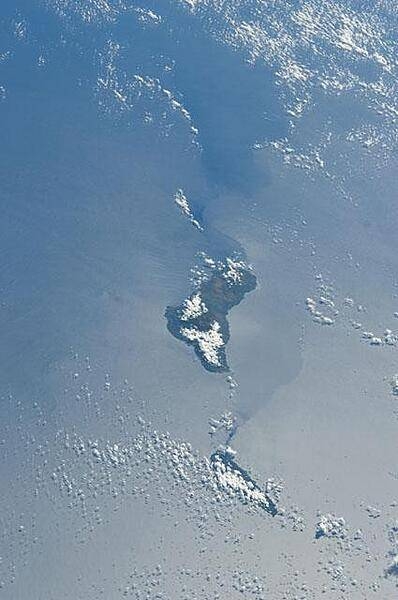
[211,447,278,516]
[165,258,257,372]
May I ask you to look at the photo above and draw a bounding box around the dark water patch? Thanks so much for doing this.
[101,1,288,193]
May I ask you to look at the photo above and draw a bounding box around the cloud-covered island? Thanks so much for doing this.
[165,257,256,372]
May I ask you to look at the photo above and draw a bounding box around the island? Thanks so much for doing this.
[165,258,257,372]
[211,447,278,516]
